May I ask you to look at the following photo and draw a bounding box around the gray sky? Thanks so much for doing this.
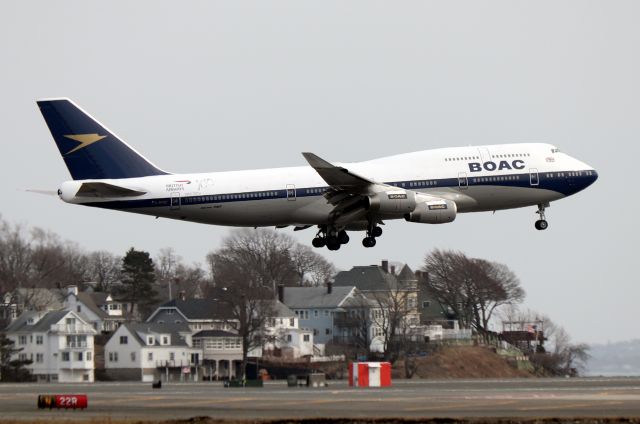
[1,1,638,344]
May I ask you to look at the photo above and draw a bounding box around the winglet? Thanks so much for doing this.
[302,152,374,187]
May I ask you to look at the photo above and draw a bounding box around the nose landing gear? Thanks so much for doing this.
[535,203,549,230]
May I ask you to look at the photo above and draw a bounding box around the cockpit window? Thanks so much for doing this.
[551,148,561,153]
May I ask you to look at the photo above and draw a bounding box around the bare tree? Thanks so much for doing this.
[86,251,121,292]
[290,244,336,287]
[423,249,525,333]
[206,229,298,297]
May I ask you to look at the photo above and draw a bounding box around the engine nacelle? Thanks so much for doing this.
[404,199,457,224]
[366,190,417,214]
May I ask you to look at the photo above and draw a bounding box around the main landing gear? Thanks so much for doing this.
[312,227,350,251]
[535,203,549,231]
[312,224,383,250]
[362,224,382,248]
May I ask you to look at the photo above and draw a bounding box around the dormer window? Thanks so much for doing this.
[162,336,169,345]
[147,336,155,345]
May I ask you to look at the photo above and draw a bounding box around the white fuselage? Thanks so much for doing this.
[58,143,597,229]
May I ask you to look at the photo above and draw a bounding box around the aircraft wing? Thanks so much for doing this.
[302,153,375,190]
[75,182,147,198]
[303,152,387,227]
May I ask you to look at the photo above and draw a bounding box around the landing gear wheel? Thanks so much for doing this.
[362,237,376,248]
[535,220,548,231]
[534,203,550,231]
[326,236,341,251]
[338,230,350,245]
[312,237,326,248]
[372,227,383,238]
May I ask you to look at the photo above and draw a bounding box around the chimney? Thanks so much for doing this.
[66,285,78,296]
[381,260,389,273]
[327,281,333,294]
[277,284,284,303]
[179,291,186,301]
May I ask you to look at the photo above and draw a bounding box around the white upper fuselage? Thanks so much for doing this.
[58,143,597,229]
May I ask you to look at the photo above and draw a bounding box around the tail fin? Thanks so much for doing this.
[37,98,169,180]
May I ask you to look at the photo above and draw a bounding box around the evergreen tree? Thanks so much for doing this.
[119,247,158,319]
[0,333,32,382]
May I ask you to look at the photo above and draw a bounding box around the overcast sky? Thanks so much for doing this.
[1,1,638,344]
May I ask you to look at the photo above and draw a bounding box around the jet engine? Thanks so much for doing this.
[366,190,417,214]
[404,199,457,224]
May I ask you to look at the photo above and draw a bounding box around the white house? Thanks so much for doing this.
[63,286,129,333]
[104,322,201,382]
[262,300,314,359]
[192,330,242,380]
[5,310,97,382]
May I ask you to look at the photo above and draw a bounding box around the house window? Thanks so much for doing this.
[422,301,431,308]
[324,310,329,317]
[286,334,292,342]
[303,334,310,342]
[18,335,27,345]
[36,353,44,363]
[120,336,128,344]
[83,374,89,381]
[166,309,174,315]
[313,329,318,336]
[66,317,76,325]
[289,318,295,327]
[169,352,175,361]
[18,353,27,361]
[77,305,82,313]
[87,352,92,361]
[108,352,118,362]
[162,336,169,345]
[147,337,154,345]
[148,352,153,361]
[62,352,70,362]
[131,352,136,362]
[325,328,331,335]
[76,352,83,361]
[314,310,318,317]
[35,335,43,345]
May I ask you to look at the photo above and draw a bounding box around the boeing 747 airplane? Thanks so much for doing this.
[37,98,598,250]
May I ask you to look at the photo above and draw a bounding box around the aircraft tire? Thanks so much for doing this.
[312,237,326,248]
[372,227,383,237]
[362,237,376,248]
[326,237,341,250]
[535,220,548,231]
[338,231,350,244]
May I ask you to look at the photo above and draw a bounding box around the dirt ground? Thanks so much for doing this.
[393,345,532,379]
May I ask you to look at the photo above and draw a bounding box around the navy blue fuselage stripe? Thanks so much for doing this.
[83,169,597,210]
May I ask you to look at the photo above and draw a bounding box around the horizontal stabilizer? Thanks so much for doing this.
[75,182,146,198]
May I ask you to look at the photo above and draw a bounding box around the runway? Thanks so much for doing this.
[0,377,639,421]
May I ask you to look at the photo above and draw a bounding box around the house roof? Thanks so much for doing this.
[282,286,356,309]
[156,298,233,321]
[6,310,73,333]
[260,300,295,318]
[397,264,417,282]
[334,264,417,292]
[9,288,65,309]
[193,330,239,338]
[122,322,191,347]
[334,266,399,291]
[75,292,109,319]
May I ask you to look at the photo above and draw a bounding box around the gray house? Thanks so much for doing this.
[146,298,237,333]
[280,284,363,345]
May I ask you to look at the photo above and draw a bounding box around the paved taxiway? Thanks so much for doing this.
[0,378,639,420]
